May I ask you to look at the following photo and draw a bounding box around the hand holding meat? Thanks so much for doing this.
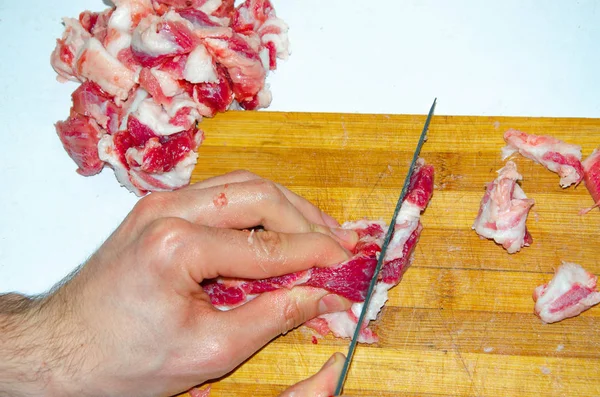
[0,171,358,397]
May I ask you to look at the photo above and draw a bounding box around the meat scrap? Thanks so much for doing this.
[502,129,584,188]
[202,160,435,343]
[188,385,211,397]
[533,262,600,324]
[51,0,289,195]
[582,148,600,213]
[472,161,535,254]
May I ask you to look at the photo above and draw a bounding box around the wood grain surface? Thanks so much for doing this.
[179,111,600,397]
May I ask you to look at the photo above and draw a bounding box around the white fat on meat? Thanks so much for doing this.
[351,282,393,323]
[502,129,583,188]
[51,18,92,82]
[150,68,181,97]
[164,93,200,126]
[199,0,224,15]
[76,38,137,101]
[97,134,144,196]
[259,17,290,59]
[254,86,273,109]
[120,88,149,130]
[105,5,133,56]
[107,0,154,56]
[128,148,199,192]
[258,47,270,71]
[385,201,421,261]
[134,98,187,135]
[472,161,534,254]
[183,44,219,83]
[318,276,392,344]
[533,262,600,323]
[132,14,181,57]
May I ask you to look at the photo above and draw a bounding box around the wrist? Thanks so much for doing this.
[0,293,77,397]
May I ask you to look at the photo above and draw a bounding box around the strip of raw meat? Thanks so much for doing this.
[202,160,434,343]
[472,161,534,254]
[581,148,600,214]
[502,129,584,188]
[533,262,600,323]
[52,0,289,195]
[313,160,434,343]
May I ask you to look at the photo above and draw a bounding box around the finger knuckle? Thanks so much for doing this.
[242,178,279,200]
[131,191,172,220]
[141,217,191,264]
[281,294,305,334]
[229,169,259,180]
[207,335,237,373]
[253,230,285,260]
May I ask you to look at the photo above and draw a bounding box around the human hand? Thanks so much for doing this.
[0,171,358,397]
[278,352,351,397]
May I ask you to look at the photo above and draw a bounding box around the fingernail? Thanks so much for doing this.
[321,211,341,228]
[322,353,338,369]
[330,227,358,245]
[318,294,353,315]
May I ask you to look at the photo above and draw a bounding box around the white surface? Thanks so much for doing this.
[0,0,599,294]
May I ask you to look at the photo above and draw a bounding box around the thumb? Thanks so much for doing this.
[279,352,349,397]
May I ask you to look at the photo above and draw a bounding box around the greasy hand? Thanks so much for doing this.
[34,171,357,397]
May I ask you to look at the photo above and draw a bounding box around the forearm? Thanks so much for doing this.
[0,294,65,397]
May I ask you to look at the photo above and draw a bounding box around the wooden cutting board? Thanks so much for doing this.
[179,111,599,397]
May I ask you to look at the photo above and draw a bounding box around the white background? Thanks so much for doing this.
[0,0,599,294]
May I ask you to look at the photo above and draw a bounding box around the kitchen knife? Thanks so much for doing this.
[333,98,437,396]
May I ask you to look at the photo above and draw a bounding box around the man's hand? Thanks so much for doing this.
[0,171,357,397]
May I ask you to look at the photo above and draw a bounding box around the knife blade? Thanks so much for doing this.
[333,98,437,396]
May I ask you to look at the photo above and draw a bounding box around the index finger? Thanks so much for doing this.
[187,170,341,227]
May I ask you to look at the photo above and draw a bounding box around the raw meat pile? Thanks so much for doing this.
[203,160,435,343]
[51,0,289,195]
[474,128,600,323]
[534,262,600,324]
[472,161,534,254]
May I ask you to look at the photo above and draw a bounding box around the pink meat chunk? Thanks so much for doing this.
[55,111,105,176]
[502,129,584,188]
[582,148,600,213]
[202,160,434,343]
[533,262,600,323]
[203,33,266,107]
[472,161,535,254]
[71,81,122,134]
[232,0,290,70]
[51,0,289,195]
[153,0,235,20]
[131,13,199,68]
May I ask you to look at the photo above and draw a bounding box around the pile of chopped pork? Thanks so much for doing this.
[51,0,289,195]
